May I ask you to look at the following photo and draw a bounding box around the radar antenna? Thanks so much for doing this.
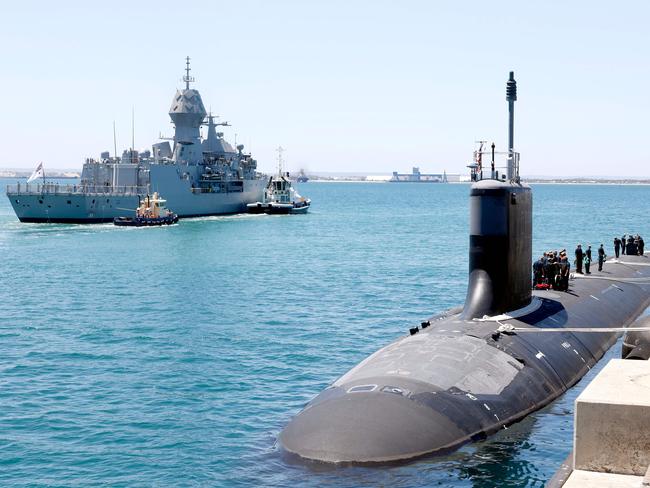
[276,146,285,175]
[183,56,195,90]
[203,113,231,127]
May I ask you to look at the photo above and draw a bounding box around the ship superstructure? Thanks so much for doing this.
[7,57,265,223]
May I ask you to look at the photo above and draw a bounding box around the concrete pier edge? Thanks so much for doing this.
[549,358,650,487]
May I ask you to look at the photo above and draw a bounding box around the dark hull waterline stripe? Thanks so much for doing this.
[18,211,242,224]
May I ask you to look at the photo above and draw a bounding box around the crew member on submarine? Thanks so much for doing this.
[574,244,583,274]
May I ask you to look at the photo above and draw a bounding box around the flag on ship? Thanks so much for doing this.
[27,162,44,183]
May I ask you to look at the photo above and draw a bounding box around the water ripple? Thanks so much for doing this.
[1,180,649,486]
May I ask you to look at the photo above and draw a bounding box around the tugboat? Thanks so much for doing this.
[247,147,311,215]
[113,192,179,226]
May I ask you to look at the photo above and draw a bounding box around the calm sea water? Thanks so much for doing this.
[1,179,649,487]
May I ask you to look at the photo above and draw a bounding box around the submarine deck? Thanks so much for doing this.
[279,254,650,464]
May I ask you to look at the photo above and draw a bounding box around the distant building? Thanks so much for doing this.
[390,167,448,183]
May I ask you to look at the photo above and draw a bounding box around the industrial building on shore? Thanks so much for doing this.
[390,167,461,182]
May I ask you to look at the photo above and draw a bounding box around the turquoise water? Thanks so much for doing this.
[1,179,649,487]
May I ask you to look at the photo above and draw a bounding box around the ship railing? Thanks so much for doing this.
[190,182,244,194]
[468,150,520,183]
[6,183,150,196]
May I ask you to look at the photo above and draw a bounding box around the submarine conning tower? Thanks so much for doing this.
[461,71,532,319]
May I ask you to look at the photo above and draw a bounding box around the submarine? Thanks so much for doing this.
[278,72,650,464]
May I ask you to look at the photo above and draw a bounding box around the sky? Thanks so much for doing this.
[1,0,649,176]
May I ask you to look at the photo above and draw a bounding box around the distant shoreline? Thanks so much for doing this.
[303,178,650,185]
[0,174,80,179]
[2,174,650,186]
[524,179,650,185]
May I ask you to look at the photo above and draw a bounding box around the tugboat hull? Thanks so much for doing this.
[247,201,310,214]
[113,214,179,227]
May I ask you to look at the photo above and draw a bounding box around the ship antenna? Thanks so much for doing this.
[131,106,135,163]
[183,56,195,90]
[113,120,117,160]
[506,71,517,180]
[276,146,285,175]
[113,120,119,189]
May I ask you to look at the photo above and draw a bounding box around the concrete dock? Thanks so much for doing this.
[551,358,650,487]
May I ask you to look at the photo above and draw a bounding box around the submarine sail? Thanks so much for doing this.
[279,72,650,464]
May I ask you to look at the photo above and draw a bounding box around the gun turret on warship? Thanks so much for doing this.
[7,57,265,223]
[279,72,650,464]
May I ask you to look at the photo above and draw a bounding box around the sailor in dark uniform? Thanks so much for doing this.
[639,236,645,255]
[575,244,584,274]
[548,252,559,288]
[533,256,544,285]
[559,255,570,291]
[627,236,637,255]
[622,235,626,255]
[614,237,621,258]
[585,246,592,274]
[598,244,605,271]
[543,252,554,284]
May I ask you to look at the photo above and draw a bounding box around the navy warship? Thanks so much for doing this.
[6,57,265,223]
[279,72,650,464]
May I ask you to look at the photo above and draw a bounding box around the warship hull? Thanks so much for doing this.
[8,177,265,223]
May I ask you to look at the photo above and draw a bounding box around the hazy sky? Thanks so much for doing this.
[1,1,649,176]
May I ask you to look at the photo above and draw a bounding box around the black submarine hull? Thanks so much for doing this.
[279,254,650,463]
[279,72,650,464]
[622,315,650,360]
